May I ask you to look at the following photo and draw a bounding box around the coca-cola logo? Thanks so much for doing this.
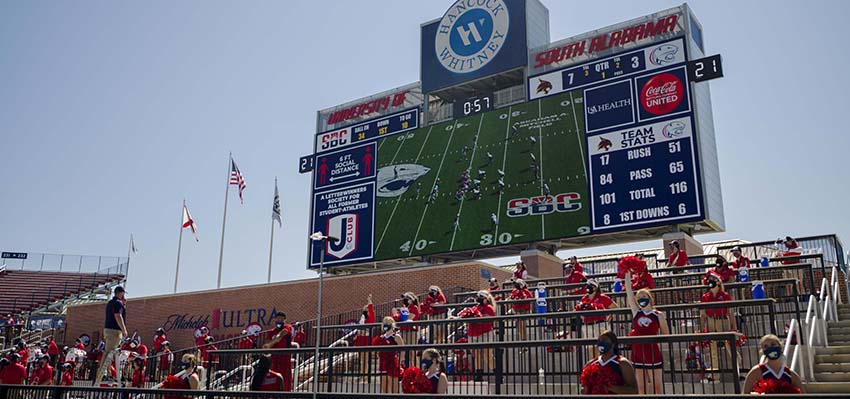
[640,73,683,115]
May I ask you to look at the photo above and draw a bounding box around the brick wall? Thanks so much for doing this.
[65,262,512,350]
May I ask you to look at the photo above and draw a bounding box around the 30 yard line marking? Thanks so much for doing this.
[449,113,485,251]
[409,120,458,256]
[493,106,513,244]
[375,126,433,252]
[537,99,546,240]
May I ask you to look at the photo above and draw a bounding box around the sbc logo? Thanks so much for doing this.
[318,128,350,151]
[507,193,582,217]
[326,213,358,259]
[434,0,509,74]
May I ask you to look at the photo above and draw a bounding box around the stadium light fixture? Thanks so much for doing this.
[309,231,337,398]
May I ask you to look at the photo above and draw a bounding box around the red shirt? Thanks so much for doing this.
[1,363,27,384]
[467,303,496,336]
[153,334,168,353]
[75,342,86,351]
[30,364,53,385]
[47,341,60,356]
[701,290,732,317]
[17,349,29,364]
[565,270,588,295]
[160,349,173,371]
[371,334,401,376]
[421,293,447,315]
[393,305,421,331]
[514,269,528,280]
[131,368,145,388]
[266,325,293,349]
[509,288,534,312]
[60,370,73,386]
[577,293,614,323]
[631,272,655,290]
[669,250,689,267]
[238,336,255,350]
[293,330,306,347]
[195,333,209,347]
[257,370,284,391]
[708,266,736,284]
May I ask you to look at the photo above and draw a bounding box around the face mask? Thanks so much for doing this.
[708,281,718,289]
[429,292,436,297]
[383,325,392,331]
[764,346,782,360]
[421,359,433,370]
[130,343,137,348]
[477,297,486,304]
[514,285,521,290]
[403,299,410,306]
[637,298,651,308]
[597,341,612,354]
[362,311,368,318]
[181,362,190,370]
[586,286,596,294]
[275,322,284,329]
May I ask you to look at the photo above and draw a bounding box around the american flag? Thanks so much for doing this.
[230,158,247,203]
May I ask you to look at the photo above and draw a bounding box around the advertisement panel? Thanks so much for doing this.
[421,0,528,93]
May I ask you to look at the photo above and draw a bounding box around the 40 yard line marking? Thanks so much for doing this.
[449,113,485,251]
[492,106,513,244]
[409,120,458,256]
[375,126,433,252]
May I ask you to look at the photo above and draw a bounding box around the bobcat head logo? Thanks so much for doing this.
[597,137,613,151]
[536,78,553,95]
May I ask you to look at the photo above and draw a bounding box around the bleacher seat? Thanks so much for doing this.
[0,270,123,315]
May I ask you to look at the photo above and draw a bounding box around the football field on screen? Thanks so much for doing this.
[373,90,590,261]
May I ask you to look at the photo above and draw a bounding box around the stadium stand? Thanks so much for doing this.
[0,270,124,316]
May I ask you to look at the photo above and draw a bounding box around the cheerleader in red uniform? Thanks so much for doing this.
[563,262,588,295]
[130,357,146,388]
[354,295,375,381]
[372,316,404,393]
[393,292,421,351]
[509,279,534,341]
[401,348,448,394]
[249,355,284,391]
[462,291,496,379]
[742,334,803,394]
[580,330,637,394]
[514,262,529,281]
[625,272,669,394]
[161,354,200,397]
[422,286,447,343]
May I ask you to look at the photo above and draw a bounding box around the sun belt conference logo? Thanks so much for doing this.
[649,44,679,66]
[327,213,358,259]
[435,0,509,74]
[376,164,430,198]
[640,73,683,115]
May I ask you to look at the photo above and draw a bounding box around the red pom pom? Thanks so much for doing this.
[580,360,624,394]
[401,367,424,393]
[752,378,802,394]
[617,256,647,279]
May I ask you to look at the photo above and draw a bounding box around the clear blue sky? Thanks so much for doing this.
[2,1,849,297]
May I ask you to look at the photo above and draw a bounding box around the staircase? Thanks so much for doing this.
[806,304,850,393]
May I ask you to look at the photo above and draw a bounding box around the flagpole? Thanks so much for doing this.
[125,234,132,292]
[217,153,231,289]
[175,200,185,293]
[267,178,277,283]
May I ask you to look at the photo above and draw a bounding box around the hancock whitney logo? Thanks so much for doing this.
[327,214,358,259]
[435,0,509,74]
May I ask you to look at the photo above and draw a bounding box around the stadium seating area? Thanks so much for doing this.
[0,270,124,315]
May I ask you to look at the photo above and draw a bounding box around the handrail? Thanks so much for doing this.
[785,319,800,375]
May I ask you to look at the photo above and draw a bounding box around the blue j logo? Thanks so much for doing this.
[435,0,509,74]
[326,214,358,259]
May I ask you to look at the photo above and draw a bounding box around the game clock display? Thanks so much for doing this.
[454,94,493,117]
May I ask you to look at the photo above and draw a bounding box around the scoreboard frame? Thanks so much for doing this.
[306,4,724,271]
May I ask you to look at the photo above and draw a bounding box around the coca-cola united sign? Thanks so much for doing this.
[636,67,690,121]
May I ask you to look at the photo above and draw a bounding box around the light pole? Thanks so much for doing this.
[309,231,337,398]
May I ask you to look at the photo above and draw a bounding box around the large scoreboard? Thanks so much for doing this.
[306,3,724,269]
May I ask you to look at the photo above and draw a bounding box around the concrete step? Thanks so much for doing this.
[805,382,850,393]
[829,341,850,346]
[830,320,850,327]
[815,372,850,383]
[837,304,850,310]
[829,327,850,335]
[816,363,850,373]
[816,354,850,363]
[817,346,850,355]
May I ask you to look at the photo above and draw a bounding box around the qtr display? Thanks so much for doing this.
[310,37,705,268]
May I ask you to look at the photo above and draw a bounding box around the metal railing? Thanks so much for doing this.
[209,332,744,396]
[0,252,129,274]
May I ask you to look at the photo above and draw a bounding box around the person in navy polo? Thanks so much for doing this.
[95,286,128,385]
